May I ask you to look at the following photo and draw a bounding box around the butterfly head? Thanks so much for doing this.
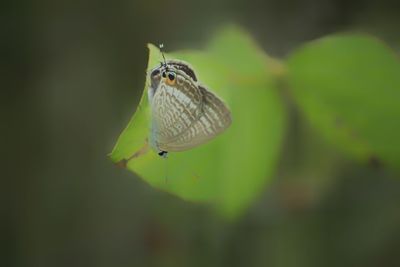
[148,45,199,102]
[150,63,177,89]
[150,61,198,88]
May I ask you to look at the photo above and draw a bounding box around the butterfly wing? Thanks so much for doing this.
[150,81,204,149]
[157,85,232,152]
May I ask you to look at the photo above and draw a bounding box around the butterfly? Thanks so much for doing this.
[148,50,232,157]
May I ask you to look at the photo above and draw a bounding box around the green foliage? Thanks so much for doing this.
[287,35,400,169]
[110,27,400,218]
[110,27,286,218]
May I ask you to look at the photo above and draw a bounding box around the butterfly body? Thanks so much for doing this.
[148,60,231,155]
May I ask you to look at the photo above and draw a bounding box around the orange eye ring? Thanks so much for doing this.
[165,72,176,85]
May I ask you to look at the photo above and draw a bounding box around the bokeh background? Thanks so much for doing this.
[2,0,400,266]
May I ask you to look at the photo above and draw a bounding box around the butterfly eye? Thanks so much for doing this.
[162,71,166,78]
[165,72,176,85]
[168,72,176,81]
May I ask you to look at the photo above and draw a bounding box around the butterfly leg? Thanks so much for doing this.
[158,150,168,158]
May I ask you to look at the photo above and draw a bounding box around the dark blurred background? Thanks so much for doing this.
[2,1,400,266]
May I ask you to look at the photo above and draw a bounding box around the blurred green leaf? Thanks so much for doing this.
[287,34,400,169]
[110,26,286,218]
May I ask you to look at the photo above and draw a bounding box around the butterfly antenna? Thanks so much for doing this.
[159,43,167,67]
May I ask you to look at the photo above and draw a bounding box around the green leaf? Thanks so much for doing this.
[110,26,286,218]
[287,34,400,169]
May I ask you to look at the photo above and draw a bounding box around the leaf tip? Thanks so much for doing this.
[115,159,128,168]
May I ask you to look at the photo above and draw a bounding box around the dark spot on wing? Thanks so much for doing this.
[150,68,162,91]
[167,61,197,82]
[151,69,160,77]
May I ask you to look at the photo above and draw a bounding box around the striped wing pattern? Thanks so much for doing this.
[156,86,231,152]
[149,60,231,153]
[150,81,203,145]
